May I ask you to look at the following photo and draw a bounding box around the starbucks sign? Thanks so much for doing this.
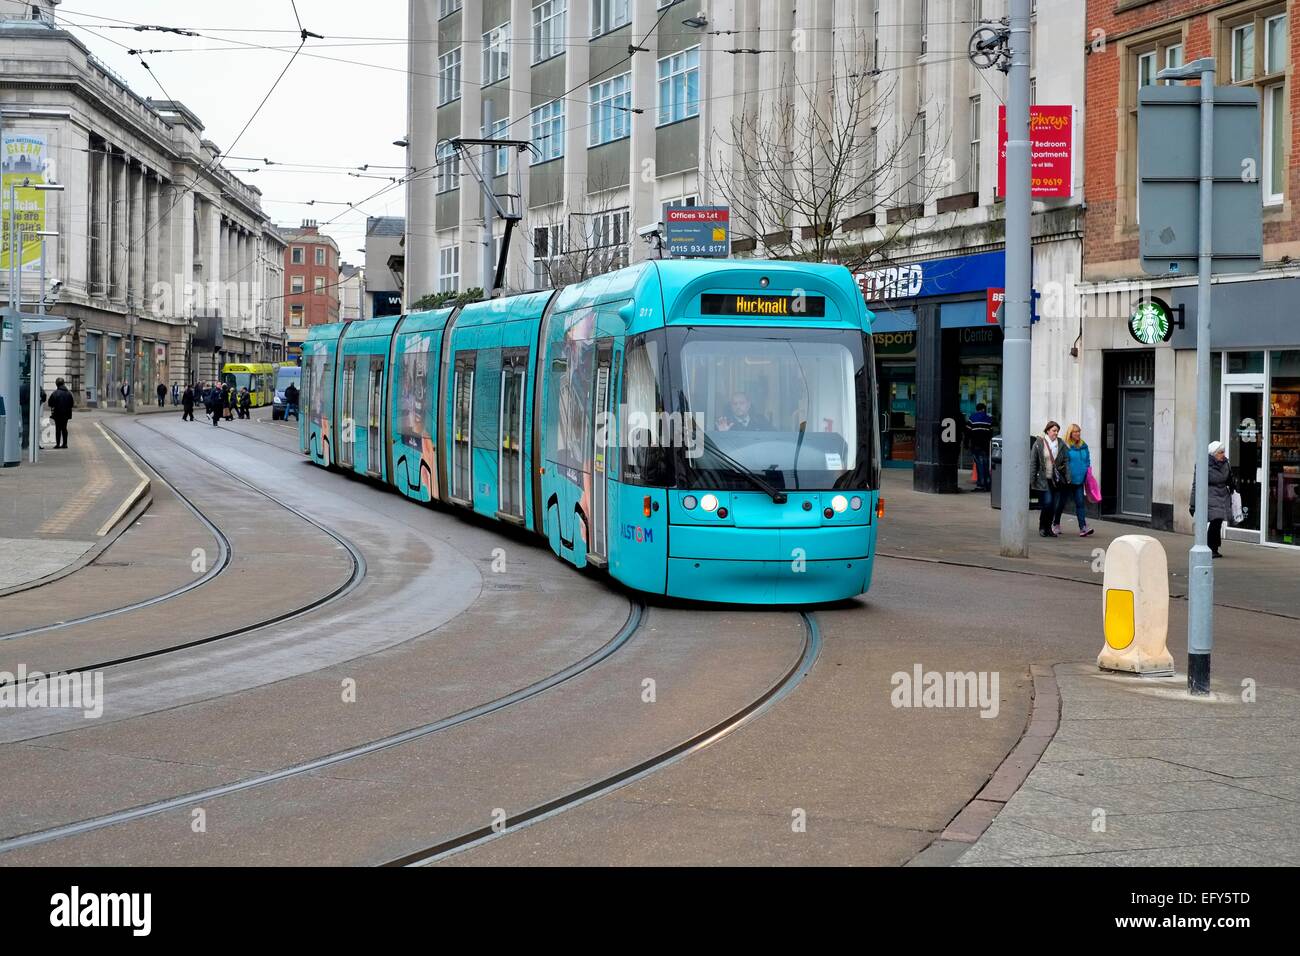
[1128,297,1175,345]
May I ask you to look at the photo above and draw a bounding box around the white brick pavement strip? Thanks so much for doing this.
[957,662,1300,866]
[0,538,94,590]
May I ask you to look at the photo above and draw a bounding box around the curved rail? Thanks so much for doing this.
[387,610,823,867]
[0,600,646,856]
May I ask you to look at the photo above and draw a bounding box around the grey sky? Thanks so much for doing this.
[54,1,409,263]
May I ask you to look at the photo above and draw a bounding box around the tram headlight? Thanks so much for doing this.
[682,495,698,510]
[831,494,849,514]
[700,493,719,513]
[850,496,863,511]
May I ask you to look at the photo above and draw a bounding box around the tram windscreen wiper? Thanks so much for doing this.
[698,429,788,504]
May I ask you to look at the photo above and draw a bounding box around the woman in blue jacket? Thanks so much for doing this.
[1056,423,1094,537]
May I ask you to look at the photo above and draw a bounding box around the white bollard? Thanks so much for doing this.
[1098,534,1175,676]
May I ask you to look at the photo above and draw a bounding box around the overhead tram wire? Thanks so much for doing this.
[51,2,316,258]
[56,6,993,40]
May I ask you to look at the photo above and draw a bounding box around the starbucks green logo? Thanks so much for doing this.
[1128,298,1174,345]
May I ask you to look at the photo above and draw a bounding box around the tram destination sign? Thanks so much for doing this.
[700,293,826,317]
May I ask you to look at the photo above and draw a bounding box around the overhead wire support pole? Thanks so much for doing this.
[971,2,1032,558]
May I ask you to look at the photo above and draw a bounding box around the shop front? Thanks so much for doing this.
[1169,278,1300,548]
[860,250,1007,492]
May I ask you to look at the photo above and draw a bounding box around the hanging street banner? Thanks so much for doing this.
[997,105,1073,198]
[1,132,50,273]
[664,206,730,258]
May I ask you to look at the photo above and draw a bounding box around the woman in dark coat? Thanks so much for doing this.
[1191,441,1235,558]
[1031,420,1072,537]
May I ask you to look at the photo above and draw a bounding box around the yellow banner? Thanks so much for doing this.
[1,133,48,273]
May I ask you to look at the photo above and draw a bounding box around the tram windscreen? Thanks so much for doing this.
[674,327,876,491]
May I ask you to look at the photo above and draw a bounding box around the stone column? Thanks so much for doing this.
[129,162,145,310]
[207,202,222,319]
[144,173,159,314]
[113,154,129,303]
[94,148,110,297]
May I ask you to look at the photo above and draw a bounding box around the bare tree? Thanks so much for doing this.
[523,161,631,290]
[708,64,952,270]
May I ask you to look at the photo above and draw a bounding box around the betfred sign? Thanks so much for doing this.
[997,105,1073,198]
[664,206,730,257]
[986,287,1005,324]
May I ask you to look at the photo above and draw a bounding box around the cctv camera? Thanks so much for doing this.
[637,223,662,239]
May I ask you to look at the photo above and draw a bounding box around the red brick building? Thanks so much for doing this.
[1079,0,1300,549]
[282,220,340,354]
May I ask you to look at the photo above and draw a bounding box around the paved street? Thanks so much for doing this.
[1,412,1295,867]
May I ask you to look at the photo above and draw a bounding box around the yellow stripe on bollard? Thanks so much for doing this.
[1104,588,1136,650]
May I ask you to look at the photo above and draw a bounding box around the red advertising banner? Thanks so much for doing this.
[986,287,1005,325]
[997,105,1073,198]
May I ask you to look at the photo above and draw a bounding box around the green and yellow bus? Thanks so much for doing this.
[220,363,277,408]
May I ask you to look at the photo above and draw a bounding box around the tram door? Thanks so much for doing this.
[498,351,527,519]
[340,357,356,468]
[451,352,475,503]
[590,342,613,560]
[367,358,384,476]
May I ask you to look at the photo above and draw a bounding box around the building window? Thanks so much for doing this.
[439,244,460,292]
[1164,43,1184,80]
[315,276,326,294]
[919,0,928,55]
[661,195,697,225]
[315,247,326,266]
[290,305,304,326]
[592,0,630,38]
[291,246,304,265]
[532,223,564,288]
[532,0,566,64]
[531,99,565,164]
[439,48,462,105]
[436,143,461,193]
[589,72,632,146]
[1225,9,1288,206]
[591,207,629,273]
[483,22,511,85]
[657,46,700,126]
[488,117,510,176]
[968,95,981,194]
[291,275,304,294]
[438,0,462,17]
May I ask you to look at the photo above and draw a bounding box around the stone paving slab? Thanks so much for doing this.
[958,662,1300,866]
[877,469,1300,619]
[0,412,150,591]
[0,538,94,590]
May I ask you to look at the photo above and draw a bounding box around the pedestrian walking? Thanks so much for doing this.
[1191,440,1235,558]
[156,382,167,407]
[284,381,299,421]
[46,377,75,448]
[1056,424,1095,537]
[965,403,994,491]
[238,387,251,419]
[209,384,224,426]
[222,382,235,421]
[1031,420,1072,538]
[182,385,195,421]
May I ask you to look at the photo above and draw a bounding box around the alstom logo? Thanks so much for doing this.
[622,524,653,543]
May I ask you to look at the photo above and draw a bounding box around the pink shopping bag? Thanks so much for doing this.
[1085,466,1102,503]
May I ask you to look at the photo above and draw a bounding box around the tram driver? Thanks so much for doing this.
[715,392,772,432]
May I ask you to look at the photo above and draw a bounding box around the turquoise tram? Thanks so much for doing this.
[301,260,881,604]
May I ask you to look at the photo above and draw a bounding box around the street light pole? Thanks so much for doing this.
[998,0,1033,558]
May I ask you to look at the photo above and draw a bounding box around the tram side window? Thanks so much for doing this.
[398,344,432,440]
[621,331,671,486]
[547,336,595,474]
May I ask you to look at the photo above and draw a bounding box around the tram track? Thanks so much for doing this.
[0,601,646,857]
[0,421,366,687]
[388,610,822,866]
